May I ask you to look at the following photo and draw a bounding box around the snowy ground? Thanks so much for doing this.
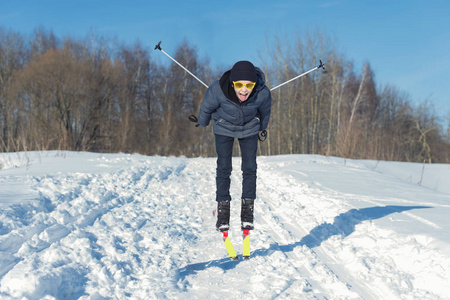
[0,151,449,299]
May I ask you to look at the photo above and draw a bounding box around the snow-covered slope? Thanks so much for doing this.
[0,151,449,299]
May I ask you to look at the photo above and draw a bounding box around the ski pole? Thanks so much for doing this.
[154,41,209,88]
[270,60,325,91]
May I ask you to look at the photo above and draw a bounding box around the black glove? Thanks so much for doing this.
[188,115,200,127]
[258,130,267,141]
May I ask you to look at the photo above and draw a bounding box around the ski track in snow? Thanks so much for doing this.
[0,152,449,299]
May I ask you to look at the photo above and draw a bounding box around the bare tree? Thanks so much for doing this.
[1,27,448,162]
[0,27,27,151]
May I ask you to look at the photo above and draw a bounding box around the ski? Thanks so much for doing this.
[222,231,239,261]
[243,229,250,260]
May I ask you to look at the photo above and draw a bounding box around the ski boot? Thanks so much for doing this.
[216,200,230,232]
[241,198,254,230]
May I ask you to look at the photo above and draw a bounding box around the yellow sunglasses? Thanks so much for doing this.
[233,81,256,89]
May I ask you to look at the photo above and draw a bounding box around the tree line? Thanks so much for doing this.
[0,27,449,163]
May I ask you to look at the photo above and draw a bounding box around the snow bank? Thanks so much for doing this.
[0,151,449,299]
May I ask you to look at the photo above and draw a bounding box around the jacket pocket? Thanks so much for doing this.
[249,117,260,126]
[244,117,260,132]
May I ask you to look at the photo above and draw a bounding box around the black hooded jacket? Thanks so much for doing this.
[197,67,272,139]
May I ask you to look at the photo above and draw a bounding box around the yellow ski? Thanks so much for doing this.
[222,232,239,261]
[243,229,250,259]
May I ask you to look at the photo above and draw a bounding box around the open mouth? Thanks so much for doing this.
[239,92,249,101]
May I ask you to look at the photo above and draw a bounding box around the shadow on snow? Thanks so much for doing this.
[177,205,431,283]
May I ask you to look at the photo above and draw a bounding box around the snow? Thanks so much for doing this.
[0,151,449,299]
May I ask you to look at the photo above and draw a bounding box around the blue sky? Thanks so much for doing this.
[1,0,449,124]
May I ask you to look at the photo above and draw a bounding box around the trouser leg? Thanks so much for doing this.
[238,134,258,230]
[215,134,234,202]
[238,134,258,200]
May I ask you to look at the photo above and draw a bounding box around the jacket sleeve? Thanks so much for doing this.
[258,89,272,131]
[197,86,219,127]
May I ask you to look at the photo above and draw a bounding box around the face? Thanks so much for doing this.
[233,80,255,102]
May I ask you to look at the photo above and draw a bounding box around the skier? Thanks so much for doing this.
[197,60,272,232]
